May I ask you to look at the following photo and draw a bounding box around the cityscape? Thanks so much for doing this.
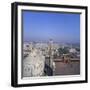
[22,11,80,77]
[23,41,80,77]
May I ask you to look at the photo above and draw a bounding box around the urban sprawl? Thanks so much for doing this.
[22,39,80,78]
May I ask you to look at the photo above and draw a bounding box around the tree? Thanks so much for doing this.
[75,47,80,52]
[58,47,69,55]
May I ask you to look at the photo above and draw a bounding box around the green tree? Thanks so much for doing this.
[75,47,80,52]
[58,47,69,55]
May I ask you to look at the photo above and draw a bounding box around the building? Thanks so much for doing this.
[69,48,76,53]
[23,48,45,77]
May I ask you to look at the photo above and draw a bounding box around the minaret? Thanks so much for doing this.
[48,39,54,72]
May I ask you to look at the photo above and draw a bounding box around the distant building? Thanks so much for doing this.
[23,43,30,50]
[69,48,76,53]
[23,43,30,57]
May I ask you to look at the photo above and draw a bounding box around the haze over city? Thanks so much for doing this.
[22,11,80,43]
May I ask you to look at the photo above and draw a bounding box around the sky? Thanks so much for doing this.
[22,11,80,43]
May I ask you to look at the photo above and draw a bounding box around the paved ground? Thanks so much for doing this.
[54,61,80,75]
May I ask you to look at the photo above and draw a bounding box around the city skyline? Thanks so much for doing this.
[22,11,80,43]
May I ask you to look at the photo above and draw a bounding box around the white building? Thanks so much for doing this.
[69,48,76,53]
[23,48,45,77]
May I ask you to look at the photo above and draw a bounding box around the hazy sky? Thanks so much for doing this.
[22,11,80,43]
